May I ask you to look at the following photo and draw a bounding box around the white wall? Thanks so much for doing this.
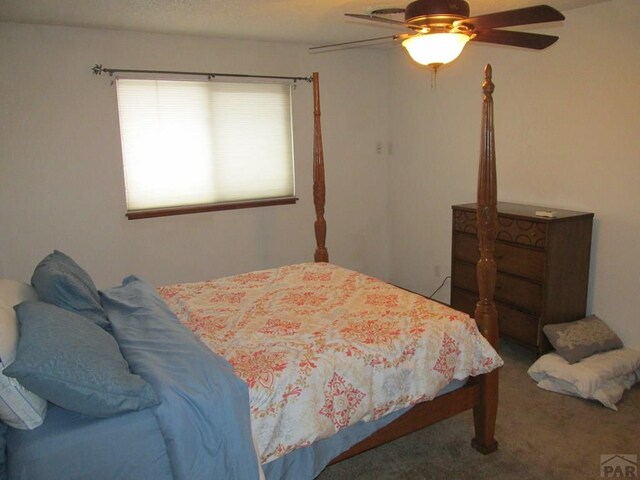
[0,23,392,287]
[2,0,638,349]
[388,0,640,347]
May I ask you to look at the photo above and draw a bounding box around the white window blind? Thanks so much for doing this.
[115,78,295,214]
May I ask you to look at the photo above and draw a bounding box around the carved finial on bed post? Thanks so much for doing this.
[471,64,499,455]
[312,72,329,263]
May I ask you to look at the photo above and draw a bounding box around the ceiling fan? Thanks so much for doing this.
[311,1,565,70]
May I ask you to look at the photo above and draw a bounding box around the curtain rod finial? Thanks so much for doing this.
[92,64,108,76]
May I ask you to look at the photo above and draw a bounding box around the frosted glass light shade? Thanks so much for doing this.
[402,33,471,67]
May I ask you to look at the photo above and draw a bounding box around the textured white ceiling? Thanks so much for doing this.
[0,0,610,45]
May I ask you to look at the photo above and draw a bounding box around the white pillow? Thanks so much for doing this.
[528,348,640,410]
[0,280,47,429]
[0,279,39,307]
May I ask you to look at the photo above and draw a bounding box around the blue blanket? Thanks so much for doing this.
[100,276,260,480]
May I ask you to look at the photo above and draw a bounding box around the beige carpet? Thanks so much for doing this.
[318,339,640,480]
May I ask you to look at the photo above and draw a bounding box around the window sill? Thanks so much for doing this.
[126,197,298,220]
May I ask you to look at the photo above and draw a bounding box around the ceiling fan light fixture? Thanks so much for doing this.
[402,33,470,68]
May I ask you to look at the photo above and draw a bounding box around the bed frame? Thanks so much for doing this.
[310,66,500,463]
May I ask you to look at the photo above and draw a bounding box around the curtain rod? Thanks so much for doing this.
[91,64,313,83]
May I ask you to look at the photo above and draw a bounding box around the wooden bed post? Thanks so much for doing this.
[471,64,500,455]
[326,65,501,467]
[312,72,329,263]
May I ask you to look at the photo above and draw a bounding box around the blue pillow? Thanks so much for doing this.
[31,250,109,329]
[3,301,158,417]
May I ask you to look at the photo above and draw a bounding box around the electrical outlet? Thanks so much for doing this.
[375,142,382,154]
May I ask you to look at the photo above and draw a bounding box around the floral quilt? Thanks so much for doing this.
[158,262,502,465]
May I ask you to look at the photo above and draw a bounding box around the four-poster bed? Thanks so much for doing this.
[2,67,501,479]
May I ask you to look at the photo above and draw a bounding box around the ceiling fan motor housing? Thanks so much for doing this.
[405,0,470,28]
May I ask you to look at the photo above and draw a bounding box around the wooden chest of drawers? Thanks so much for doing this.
[450,202,594,353]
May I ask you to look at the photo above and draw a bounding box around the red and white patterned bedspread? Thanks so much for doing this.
[158,262,502,464]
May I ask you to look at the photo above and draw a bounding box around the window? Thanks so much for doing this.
[115,78,296,219]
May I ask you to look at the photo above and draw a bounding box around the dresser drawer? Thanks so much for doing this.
[453,209,547,248]
[451,261,542,313]
[451,288,539,346]
[452,233,545,282]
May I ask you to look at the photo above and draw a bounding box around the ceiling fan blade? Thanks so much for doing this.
[459,5,565,30]
[472,29,559,50]
[345,13,422,31]
[310,34,401,51]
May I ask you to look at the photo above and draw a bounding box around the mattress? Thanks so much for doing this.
[4,263,501,480]
[159,262,502,464]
